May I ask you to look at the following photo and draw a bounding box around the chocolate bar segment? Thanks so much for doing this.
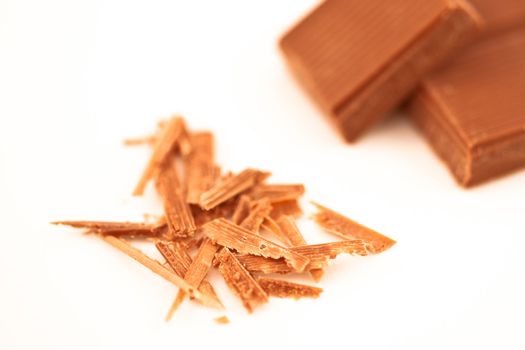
[470,0,525,34]
[409,26,525,187]
[280,0,481,142]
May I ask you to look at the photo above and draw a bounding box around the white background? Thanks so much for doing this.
[1,1,524,349]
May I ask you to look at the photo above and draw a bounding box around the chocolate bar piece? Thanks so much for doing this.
[470,0,525,34]
[280,0,481,142]
[409,26,525,187]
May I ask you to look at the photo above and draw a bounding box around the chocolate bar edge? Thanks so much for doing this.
[279,1,482,143]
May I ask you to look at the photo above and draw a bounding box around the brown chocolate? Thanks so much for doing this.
[184,132,217,204]
[155,158,196,238]
[231,195,252,225]
[239,198,272,232]
[269,199,303,220]
[248,184,305,203]
[165,290,186,321]
[280,0,481,142]
[214,316,230,324]
[156,241,220,303]
[257,277,323,299]
[51,220,165,238]
[202,218,310,272]
[199,169,270,210]
[237,240,370,275]
[470,0,525,34]
[409,26,525,187]
[277,216,325,282]
[260,215,290,246]
[215,248,268,313]
[102,236,223,309]
[133,117,186,195]
[312,202,396,253]
[156,241,221,319]
[55,116,397,318]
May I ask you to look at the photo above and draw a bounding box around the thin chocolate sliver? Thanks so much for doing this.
[183,238,219,289]
[231,195,252,225]
[51,221,165,237]
[312,203,395,254]
[199,169,270,210]
[277,215,325,282]
[248,184,305,203]
[257,277,323,299]
[185,132,217,204]
[156,241,219,299]
[240,198,273,232]
[202,218,310,272]
[214,316,230,324]
[133,116,186,196]
[237,240,369,275]
[269,199,303,220]
[156,158,196,238]
[260,215,289,246]
[103,236,222,309]
[215,248,268,313]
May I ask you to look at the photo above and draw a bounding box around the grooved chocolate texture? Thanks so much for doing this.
[280,0,481,142]
[410,26,525,187]
[470,0,525,34]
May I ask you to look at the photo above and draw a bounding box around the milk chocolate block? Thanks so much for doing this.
[280,0,481,142]
[470,0,525,34]
[410,26,525,187]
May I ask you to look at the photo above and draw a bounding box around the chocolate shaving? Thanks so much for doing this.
[277,215,325,282]
[185,132,217,204]
[214,316,230,324]
[249,184,305,203]
[240,198,272,232]
[155,159,196,238]
[236,256,299,274]
[184,238,219,288]
[312,202,396,253]
[54,116,396,318]
[155,241,192,276]
[123,135,157,146]
[215,248,268,313]
[199,169,270,210]
[231,195,252,225]
[191,199,238,227]
[237,240,369,274]
[165,290,186,321]
[293,240,370,258]
[51,221,164,237]
[260,215,289,246]
[103,236,222,309]
[202,218,310,272]
[162,238,220,317]
[156,241,220,305]
[257,277,323,299]
[133,117,186,196]
[270,199,303,220]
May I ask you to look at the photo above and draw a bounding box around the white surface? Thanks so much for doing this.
[1,1,524,349]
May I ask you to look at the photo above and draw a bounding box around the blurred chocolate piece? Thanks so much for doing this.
[410,26,525,187]
[280,0,481,142]
[470,0,525,34]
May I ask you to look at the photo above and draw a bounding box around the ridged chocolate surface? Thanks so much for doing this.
[470,0,525,33]
[280,0,481,141]
[411,26,525,186]
[281,0,447,113]
[422,27,525,146]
